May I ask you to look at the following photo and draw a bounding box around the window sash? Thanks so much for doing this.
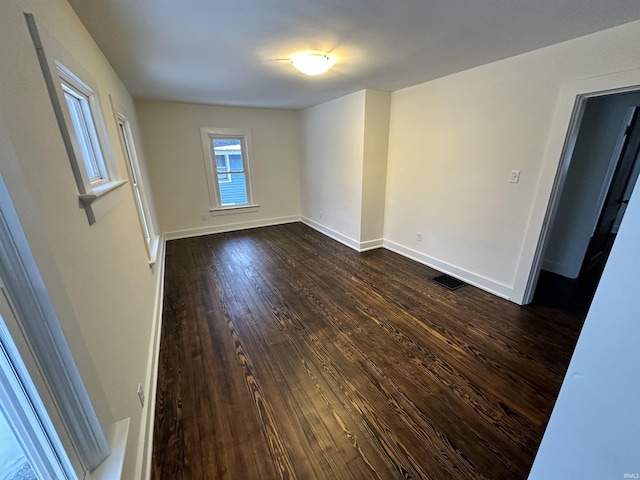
[60,82,108,185]
[117,116,156,254]
[201,128,256,211]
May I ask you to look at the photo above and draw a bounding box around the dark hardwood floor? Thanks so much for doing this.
[152,223,586,479]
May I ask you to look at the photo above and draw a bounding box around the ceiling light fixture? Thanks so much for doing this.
[290,52,335,76]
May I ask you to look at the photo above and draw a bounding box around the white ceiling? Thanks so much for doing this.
[67,0,640,110]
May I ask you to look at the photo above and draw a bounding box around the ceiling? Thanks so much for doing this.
[67,0,640,110]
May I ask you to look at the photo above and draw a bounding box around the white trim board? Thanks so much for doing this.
[300,219,511,299]
[382,240,513,301]
[90,418,129,480]
[164,215,301,241]
[0,166,109,474]
[134,233,167,480]
[300,217,384,252]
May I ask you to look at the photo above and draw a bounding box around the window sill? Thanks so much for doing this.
[209,204,260,216]
[88,418,129,480]
[147,236,160,266]
[78,179,127,207]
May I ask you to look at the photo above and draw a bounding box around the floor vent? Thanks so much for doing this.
[432,274,467,291]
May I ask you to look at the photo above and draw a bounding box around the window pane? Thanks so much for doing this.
[213,138,240,149]
[119,124,139,185]
[0,408,37,480]
[215,155,229,173]
[134,188,151,243]
[213,139,241,176]
[219,173,248,206]
[63,91,101,181]
[228,154,243,172]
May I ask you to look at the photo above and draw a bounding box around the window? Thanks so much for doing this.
[61,81,108,185]
[201,128,257,211]
[116,114,159,263]
[53,62,126,224]
[27,8,126,225]
[0,173,111,478]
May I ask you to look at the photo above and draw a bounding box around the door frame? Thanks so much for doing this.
[513,68,640,305]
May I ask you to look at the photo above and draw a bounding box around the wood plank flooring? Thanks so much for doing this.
[152,223,585,479]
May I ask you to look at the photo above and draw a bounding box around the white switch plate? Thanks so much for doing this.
[510,170,521,184]
[417,232,423,242]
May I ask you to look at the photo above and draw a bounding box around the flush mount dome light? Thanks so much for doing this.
[290,52,335,76]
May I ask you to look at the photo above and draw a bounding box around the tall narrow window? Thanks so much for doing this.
[117,114,159,263]
[61,82,107,185]
[56,63,116,192]
[201,128,257,211]
[47,59,126,224]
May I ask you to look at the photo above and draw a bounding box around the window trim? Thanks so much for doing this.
[200,127,258,212]
[25,9,126,225]
[115,112,159,265]
[0,172,110,476]
[55,62,126,214]
[60,81,108,185]
[0,291,77,479]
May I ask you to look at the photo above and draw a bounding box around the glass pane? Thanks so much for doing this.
[63,91,101,181]
[228,154,243,172]
[213,139,242,173]
[134,188,151,244]
[119,123,139,184]
[0,390,37,480]
[215,155,229,173]
[219,173,248,206]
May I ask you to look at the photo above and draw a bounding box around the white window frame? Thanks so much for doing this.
[60,80,109,186]
[54,62,126,219]
[116,113,159,264]
[0,172,111,478]
[25,12,127,225]
[0,291,77,480]
[200,128,259,213]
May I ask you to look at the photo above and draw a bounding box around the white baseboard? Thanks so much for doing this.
[134,233,167,480]
[300,217,383,252]
[382,239,514,301]
[300,220,512,300]
[299,217,360,250]
[164,215,301,241]
[360,238,384,251]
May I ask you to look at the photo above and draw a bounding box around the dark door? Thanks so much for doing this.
[582,107,640,273]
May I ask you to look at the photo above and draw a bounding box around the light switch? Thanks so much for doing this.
[510,170,521,184]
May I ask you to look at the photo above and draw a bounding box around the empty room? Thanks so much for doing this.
[1,1,640,479]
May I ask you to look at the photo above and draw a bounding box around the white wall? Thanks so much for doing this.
[1,1,162,478]
[300,91,366,246]
[361,90,391,248]
[136,101,301,236]
[544,92,640,278]
[299,89,391,250]
[385,19,640,302]
[529,159,640,479]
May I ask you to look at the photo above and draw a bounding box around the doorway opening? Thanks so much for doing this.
[532,89,640,313]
